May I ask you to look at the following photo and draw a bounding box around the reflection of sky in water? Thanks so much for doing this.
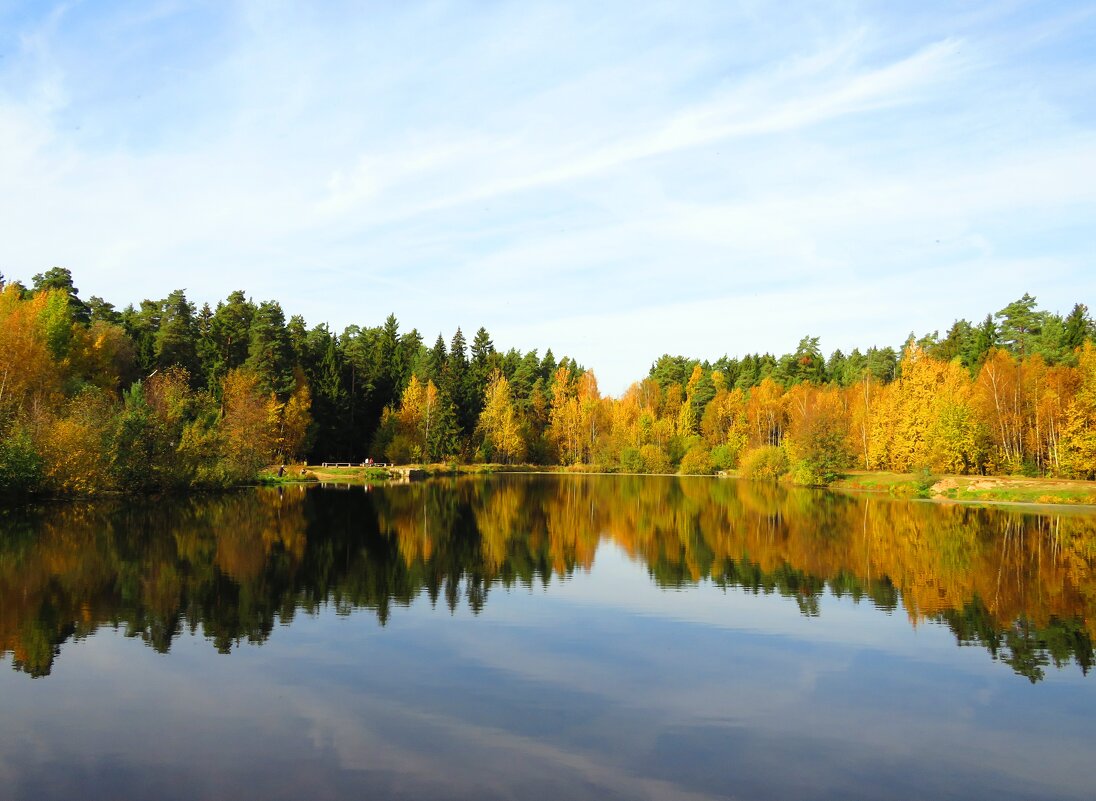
[2,538,1094,801]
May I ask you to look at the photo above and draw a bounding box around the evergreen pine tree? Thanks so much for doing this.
[426,334,448,383]
[205,291,255,388]
[154,290,200,379]
[1063,303,1092,351]
[246,300,294,397]
[966,314,998,370]
[32,266,91,324]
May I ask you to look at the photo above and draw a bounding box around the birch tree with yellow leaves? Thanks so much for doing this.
[476,370,524,463]
[1061,342,1096,478]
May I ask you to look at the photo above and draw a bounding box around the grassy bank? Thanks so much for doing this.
[288,465,393,483]
[831,470,1096,506]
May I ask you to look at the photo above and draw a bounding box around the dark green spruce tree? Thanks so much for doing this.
[246,300,294,397]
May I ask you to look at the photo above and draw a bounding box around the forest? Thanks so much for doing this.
[0,267,1094,494]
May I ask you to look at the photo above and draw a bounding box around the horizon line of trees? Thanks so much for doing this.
[0,267,1094,494]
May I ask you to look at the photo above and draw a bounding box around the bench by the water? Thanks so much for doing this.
[320,462,389,468]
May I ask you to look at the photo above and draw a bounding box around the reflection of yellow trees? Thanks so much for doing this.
[472,480,524,568]
[0,489,307,676]
[541,477,600,575]
[375,477,1096,647]
[372,477,600,580]
[4,477,1096,680]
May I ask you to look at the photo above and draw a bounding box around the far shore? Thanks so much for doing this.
[261,463,1096,509]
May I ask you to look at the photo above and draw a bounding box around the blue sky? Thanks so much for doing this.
[1,1,1094,393]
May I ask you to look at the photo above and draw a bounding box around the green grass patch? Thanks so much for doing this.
[831,471,927,497]
[833,470,1096,507]
[304,465,394,482]
[945,487,1096,505]
[257,466,318,485]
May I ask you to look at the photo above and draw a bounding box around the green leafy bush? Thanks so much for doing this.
[619,447,644,473]
[790,460,828,486]
[915,467,936,498]
[709,444,738,471]
[0,427,43,493]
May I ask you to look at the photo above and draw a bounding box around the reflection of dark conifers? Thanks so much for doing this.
[1,475,1094,683]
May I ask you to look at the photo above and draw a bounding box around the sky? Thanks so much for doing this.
[1,0,1094,394]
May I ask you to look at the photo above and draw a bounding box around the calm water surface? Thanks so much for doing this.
[2,475,1095,800]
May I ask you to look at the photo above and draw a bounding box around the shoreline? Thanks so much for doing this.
[827,470,1096,508]
[10,466,1093,510]
[292,464,1096,510]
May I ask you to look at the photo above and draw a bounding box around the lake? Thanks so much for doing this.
[1,474,1094,800]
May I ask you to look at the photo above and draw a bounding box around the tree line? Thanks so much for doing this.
[371,289,1096,483]
[0,267,1093,493]
[0,267,581,493]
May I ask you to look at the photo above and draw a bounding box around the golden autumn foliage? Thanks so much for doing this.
[747,377,787,448]
[375,374,451,463]
[784,383,849,484]
[549,366,606,465]
[700,388,748,452]
[0,282,316,494]
[36,390,116,494]
[739,445,789,481]
[398,374,431,446]
[845,373,879,470]
[476,371,524,464]
[974,349,1027,471]
[0,270,1093,489]
[517,342,1096,483]
[221,368,278,480]
[145,366,193,428]
[273,370,313,461]
[0,286,63,419]
[868,347,979,472]
[1061,342,1096,479]
[70,321,136,392]
[677,363,706,436]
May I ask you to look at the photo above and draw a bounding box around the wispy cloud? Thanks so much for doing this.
[319,35,967,225]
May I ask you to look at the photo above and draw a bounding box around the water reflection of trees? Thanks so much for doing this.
[2,476,1095,682]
